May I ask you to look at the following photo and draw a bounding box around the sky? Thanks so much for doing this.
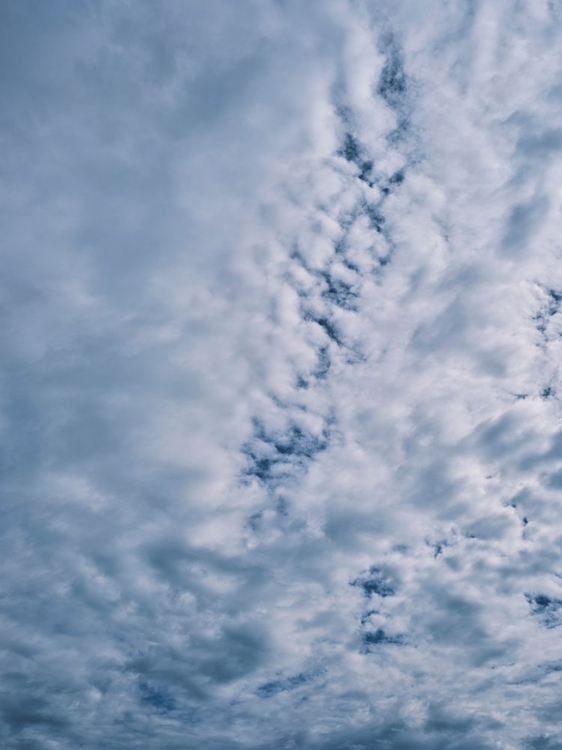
[2,1,562,748]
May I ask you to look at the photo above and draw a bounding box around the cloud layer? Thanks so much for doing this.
[2,1,562,748]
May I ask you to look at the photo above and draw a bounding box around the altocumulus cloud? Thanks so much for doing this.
[2,1,562,748]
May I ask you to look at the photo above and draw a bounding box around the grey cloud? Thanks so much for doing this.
[517,128,562,157]
[501,195,550,257]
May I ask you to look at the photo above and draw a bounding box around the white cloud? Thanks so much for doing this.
[2,1,562,748]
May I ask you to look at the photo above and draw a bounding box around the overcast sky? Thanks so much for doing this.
[2,1,562,748]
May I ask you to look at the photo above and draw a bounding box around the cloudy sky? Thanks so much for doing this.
[2,1,562,748]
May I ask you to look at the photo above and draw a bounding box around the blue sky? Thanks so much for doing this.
[2,1,562,748]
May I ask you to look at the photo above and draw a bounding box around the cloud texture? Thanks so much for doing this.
[2,1,562,748]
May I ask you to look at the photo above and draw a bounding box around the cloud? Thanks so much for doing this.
[2,0,562,748]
